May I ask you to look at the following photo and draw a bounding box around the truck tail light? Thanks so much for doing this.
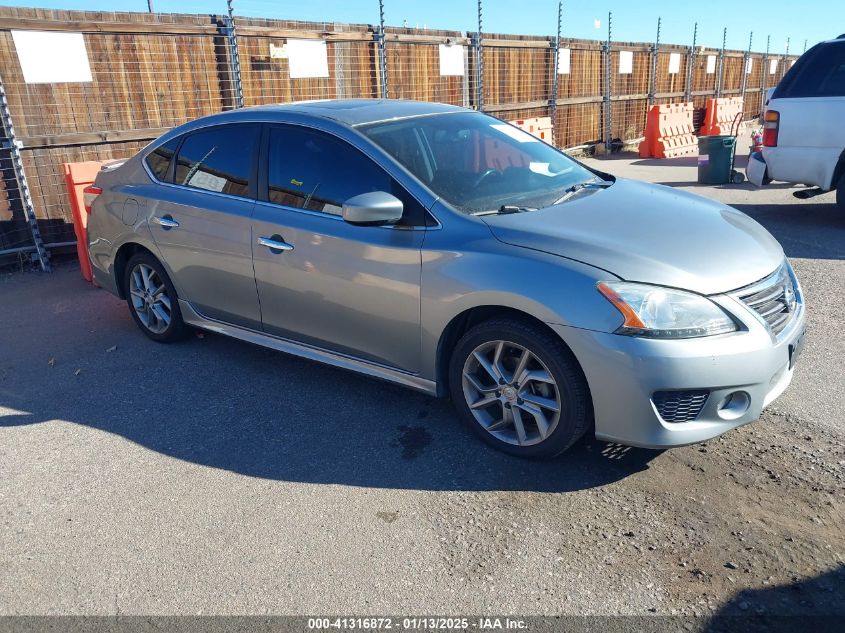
[82,185,102,214]
[763,110,779,147]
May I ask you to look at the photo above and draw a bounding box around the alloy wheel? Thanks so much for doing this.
[461,340,562,447]
[129,263,172,334]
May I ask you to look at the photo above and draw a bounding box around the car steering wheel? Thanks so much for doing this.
[473,168,501,188]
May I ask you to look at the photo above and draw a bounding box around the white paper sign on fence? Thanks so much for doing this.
[745,58,753,74]
[438,44,465,76]
[12,30,92,84]
[269,42,287,59]
[287,39,329,79]
[668,52,681,74]
[769,59,778,74]
[706,54,716,74]
[619,50,633,74]
[557,47,571,74]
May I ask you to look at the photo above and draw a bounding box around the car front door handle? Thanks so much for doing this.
[153,216,179,229]
[258,235,294,252]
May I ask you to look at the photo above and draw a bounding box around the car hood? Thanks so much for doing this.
[482,178,784,295]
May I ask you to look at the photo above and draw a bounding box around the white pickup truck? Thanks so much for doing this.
[746,35,845,211]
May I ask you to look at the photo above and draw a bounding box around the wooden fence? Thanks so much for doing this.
[0,6,800,263]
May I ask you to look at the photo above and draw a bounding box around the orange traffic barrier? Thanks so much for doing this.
[509,116,554,142]
[638,102,697,159]
[699,97,744,136]
[63,161,106,283]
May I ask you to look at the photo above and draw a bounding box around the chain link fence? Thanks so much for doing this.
[0,4,801,269]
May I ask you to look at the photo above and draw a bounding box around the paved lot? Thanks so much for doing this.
[1,140,843,618]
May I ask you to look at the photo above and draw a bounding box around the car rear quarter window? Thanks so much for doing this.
[174,124,259,198]
[145,136,180,182]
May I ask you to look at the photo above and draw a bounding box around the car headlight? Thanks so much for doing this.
[597,281,737,338]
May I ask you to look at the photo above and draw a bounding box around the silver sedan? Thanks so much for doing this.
[85,100,806,458]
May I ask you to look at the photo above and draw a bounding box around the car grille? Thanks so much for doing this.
[736,264,799,336]
[652,390,709,423]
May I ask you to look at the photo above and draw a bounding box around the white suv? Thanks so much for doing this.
[747,36,845,210]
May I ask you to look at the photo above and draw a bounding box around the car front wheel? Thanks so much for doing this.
[449,318,592,458]
[837,173,845,212]
[123,252,187,342]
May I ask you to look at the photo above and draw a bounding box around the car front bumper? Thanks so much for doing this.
[550,298,806,449]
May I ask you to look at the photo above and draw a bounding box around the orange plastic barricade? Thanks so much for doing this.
[699,97,744,136]
[509,116,554,142]
[63,161,106,283]
[638,102,697,159]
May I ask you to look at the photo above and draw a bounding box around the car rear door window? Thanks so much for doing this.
[145,136,181,182]
[174,124,259,198]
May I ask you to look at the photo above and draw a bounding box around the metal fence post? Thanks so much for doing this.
[740,31,752,105]
[684,22,697,103]
[762,35,770,101]
[549,1,562,146]
[716,27,727,97]
[225,0,244,108]
[602,11,612,151]
[0,71,50,271]
[376,0,389,98]
[475,0,484,111]
[461,31,471,108]
[648,17,661,107]
[782,37,790,81]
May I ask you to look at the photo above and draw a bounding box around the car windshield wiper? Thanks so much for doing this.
[552,179,613,205]
[473,205,538,216]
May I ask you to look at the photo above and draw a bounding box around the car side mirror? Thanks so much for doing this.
[342,191,403,226]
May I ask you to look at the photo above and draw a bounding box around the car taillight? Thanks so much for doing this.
[82,185,102,214]
[763,110,779,147]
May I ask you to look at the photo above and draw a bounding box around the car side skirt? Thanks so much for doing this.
[179,300,438,396]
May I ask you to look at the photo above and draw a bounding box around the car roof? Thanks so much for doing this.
[815,36,845,45]
[199,99,469,128]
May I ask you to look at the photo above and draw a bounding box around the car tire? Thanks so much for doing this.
[448,318,592,459]
[837,173,845,212]
[123,252,187,343]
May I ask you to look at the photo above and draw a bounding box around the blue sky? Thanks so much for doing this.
[3,0,841,52]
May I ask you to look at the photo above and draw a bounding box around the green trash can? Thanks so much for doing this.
[697,135,736,184]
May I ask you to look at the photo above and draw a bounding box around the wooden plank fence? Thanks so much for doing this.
[0,6,800,260]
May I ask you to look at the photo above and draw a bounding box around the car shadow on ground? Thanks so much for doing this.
[729,202,845,260]
[0,283,662,493]
[703,565,845,631]
[655,181,796,191]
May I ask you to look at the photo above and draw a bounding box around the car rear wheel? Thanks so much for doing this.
[837,173,845,212]
[123,252,187,342]
[448,318,592,459]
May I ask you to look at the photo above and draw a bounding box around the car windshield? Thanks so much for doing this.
[359,111,601,214]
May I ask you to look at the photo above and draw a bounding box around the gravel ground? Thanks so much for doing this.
[1,139,843,621]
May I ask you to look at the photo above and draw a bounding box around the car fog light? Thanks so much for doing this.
[717,391,751,420]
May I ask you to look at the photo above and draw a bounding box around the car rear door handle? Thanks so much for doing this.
[258,235,294,252]
[154,216,179,229]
